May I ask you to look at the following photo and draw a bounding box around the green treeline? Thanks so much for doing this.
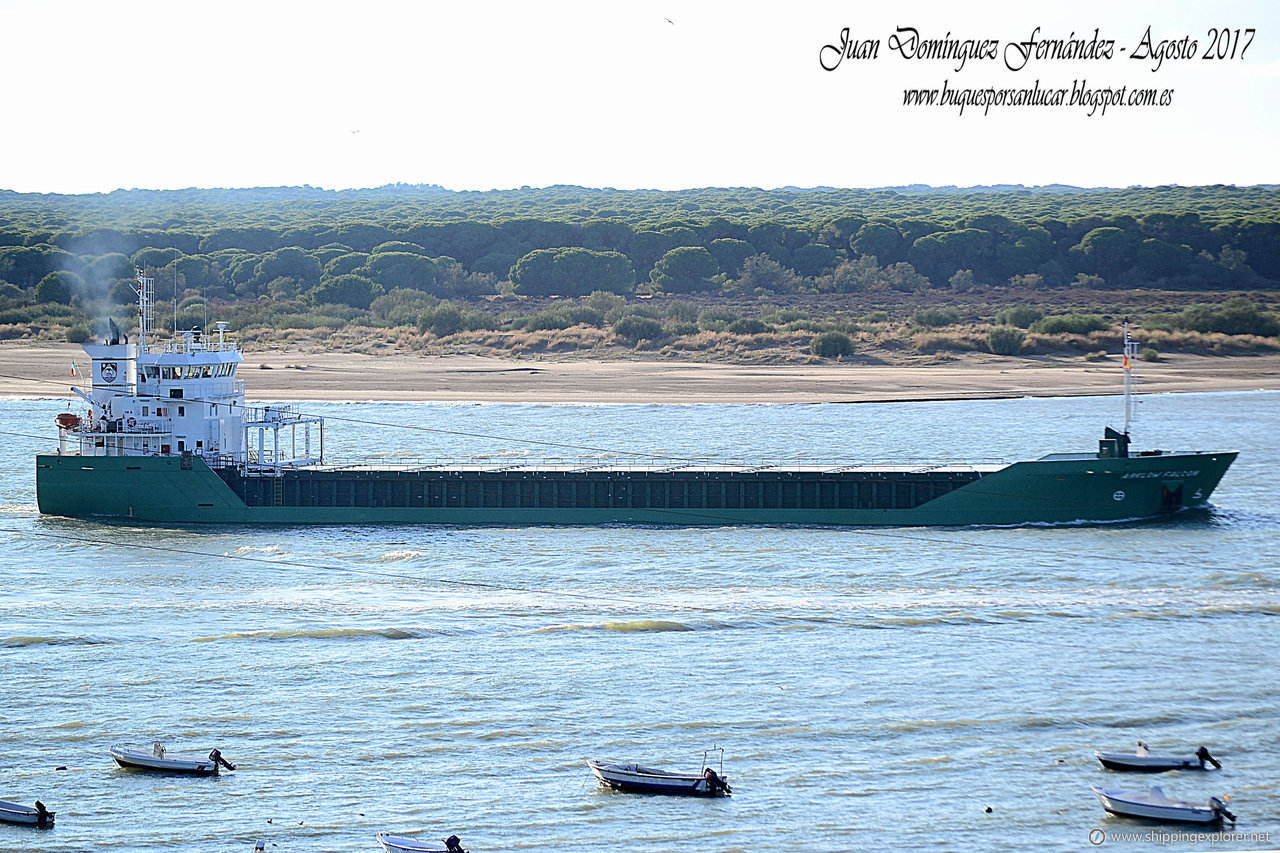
[0,183,1277,349]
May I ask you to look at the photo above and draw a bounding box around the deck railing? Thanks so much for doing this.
[224,453,1008,475]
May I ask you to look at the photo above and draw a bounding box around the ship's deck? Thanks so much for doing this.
[245,457,1011,477]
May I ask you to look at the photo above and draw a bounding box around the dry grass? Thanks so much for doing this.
[224,320,1280,365]
[444,325,613,355]
[198,290,1280,365]
[1021,330,1121,355]
[0,323,40,340]
[911,330,988,354]
[1140,329,1280,354]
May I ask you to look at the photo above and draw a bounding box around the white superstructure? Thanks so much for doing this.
[56,270,323,471]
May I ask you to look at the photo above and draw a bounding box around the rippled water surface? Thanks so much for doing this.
[2,391,1278,852]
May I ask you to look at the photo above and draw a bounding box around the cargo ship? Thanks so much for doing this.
[36,272,1236,526]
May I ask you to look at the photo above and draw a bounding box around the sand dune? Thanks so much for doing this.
[2,342,1278,404]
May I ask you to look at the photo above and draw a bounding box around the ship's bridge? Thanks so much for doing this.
[55,270,324,469]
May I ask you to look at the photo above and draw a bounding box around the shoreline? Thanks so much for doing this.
[2,342,1279,405]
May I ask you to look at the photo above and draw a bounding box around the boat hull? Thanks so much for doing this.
[375,833,451,853]
[109,746,219,775]
[588,760,724,796]
[1091,786,1225,824]
[1095,751,1210,772]
[0,800,54,827]
[36,449,1236,527]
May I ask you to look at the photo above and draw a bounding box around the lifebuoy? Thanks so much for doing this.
[126,417,137,428]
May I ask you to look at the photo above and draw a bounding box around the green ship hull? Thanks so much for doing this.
[35,449,1236,527]
[47,276,1227,528]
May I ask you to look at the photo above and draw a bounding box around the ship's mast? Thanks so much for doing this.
[1122,317,1138,434]
[133,269,154,354]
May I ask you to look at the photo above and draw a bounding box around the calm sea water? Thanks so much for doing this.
[1,391,1277,852]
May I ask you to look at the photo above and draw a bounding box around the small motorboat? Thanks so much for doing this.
[1091,785,1236,824]
[110,742,237,775]
[375,831,467,853]
[1094,742,1221,772]
[0,799,54,827]
[588,747,731,796]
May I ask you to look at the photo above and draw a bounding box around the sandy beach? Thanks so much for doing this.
[2,341,1278,404]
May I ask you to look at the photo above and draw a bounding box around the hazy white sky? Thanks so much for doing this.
[1,0,1276,193]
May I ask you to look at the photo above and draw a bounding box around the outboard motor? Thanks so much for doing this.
[443,834,467,853]
[1210,797,1236,823]
[703,768,731,794]
[1195,746,1222,769]
[208,748,237,772]
[34,800,52,828]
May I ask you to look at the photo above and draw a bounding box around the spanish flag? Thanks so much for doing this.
[1123,353,1131,371]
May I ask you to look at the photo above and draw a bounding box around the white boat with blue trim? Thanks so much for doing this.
[110,742,236,775]
[588,747,731,796]
[1094,742,1221,772]
[1091,785,1235,824]
[375,831,467,853]
[0,799,54,827]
